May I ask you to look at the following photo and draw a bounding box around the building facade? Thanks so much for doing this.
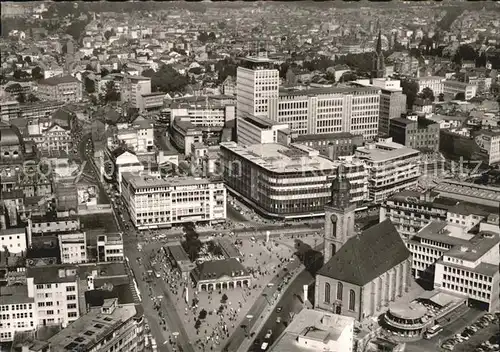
[236,54,280,121]
[444,80,478,101]
[58,232,87,264]
[276,85,381,140]
[0,100,20,122]
[355,139,421,202]
[0,286,36,342]
[37,75,83,103]
[170,101,235,128]
[97,233,124,262]
[416,76,445,96]
[120,75,152,109]
[220,142,337,219]
[26,266,80,328]
[389,115,440,152]
[316,219,412,321]
[121,173,226,229]
[236,114,290,146]
[293,132,363,161]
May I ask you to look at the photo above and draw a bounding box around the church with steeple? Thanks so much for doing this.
[372,30,386,79]
[314,166,412,321]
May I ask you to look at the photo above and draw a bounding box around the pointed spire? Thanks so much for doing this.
[376,30,382,54]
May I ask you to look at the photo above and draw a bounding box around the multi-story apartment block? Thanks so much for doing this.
[19,101,65,120]
[58,232,87,264]
[355,138,420,203]
[380,190,457,239]
[27,215,80,246]
[121,173,227,229]
[389,115,440,152]
[444,80,478,101]
[236,54,280,121]
[220,141,337,218]
[0,99,20,122]
[37,75,83,103]
[293,132,363,161]
[26,265,80,328]
[416,76,445,96]
[97,233,124,262]
[355,78,407,136]
[408,220,500,312]
[0,285,36,342]
[45,299,143,352]
[170,101,235,127]
[276,85,381,140]
[237,114,290,146]
[467,75,492,93]
[120,75,152,109]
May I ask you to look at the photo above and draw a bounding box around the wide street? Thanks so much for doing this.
[248,269,315,351]
[78,132,325,352]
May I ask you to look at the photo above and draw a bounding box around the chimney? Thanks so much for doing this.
[58,269,66,278]
[303,284,308,303]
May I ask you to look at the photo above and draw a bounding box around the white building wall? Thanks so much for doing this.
[0,229,27,254]
[0,299,36,342]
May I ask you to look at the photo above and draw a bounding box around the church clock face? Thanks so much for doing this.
[330,214,337,238]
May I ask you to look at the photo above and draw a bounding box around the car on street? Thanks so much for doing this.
[260,342,269,351]
[276,306,282,313]
[264,330,272,339]
[276,317,281,323]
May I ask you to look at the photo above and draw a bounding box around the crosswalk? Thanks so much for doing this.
[126,264,142,303]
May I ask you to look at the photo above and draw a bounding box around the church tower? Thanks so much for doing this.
[323,165,356,263]
[372,30,385,79]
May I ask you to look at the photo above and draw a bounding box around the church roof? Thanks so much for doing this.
[317,219,410,286]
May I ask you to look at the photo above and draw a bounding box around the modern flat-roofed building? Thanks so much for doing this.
[120,75,152,109]
[269,309,354,352]
[389,115,440,152]
[355,138,420,202]
[408,221,500,312]
[219,141,337,218]
[380,190,459,239]
[97,233,124,262]
[58,232,87,264]
[277,85,380,140]
[0,285,36,342]
[236,114,290,146]
[26,265,80,328]
[19,101,65,120]
[170,101,235,127]
[37,75,83,103]
[236,54,280,121]
[293,132,363,160]
[444,80,478,100]
[45,298,143,352]
[355,78,407,136]
[170,117,203,155]
[121,173,226,229]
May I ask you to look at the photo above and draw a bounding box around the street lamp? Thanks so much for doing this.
[262,293,270,305]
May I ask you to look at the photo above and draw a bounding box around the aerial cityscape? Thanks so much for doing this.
[1,1,500,352]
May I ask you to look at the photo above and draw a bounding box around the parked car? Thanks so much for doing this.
[264,330,272,339]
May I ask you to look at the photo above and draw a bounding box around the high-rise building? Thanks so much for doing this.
[236,53,279,121]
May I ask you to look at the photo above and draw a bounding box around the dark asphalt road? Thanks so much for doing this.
[249,270,315,351]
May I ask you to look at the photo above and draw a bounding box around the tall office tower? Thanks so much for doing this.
[236,53,279,122]
[372,30,385,79]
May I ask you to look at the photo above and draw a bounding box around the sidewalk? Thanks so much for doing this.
[236,264,306,352]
